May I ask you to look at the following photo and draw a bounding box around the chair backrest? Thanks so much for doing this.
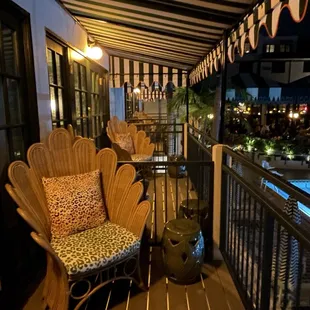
[107,117,154,157]
[112,143,132,161]
[5,128,120,240]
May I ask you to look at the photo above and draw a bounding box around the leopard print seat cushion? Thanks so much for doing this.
[42,170,106,239]
[51,221,140,276]
[131,154,152,162]
[115,133,135,154]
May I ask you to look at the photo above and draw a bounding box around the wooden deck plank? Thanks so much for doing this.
[167,281,189,310]
[201,263,231,310]
[215,261,245,310]
[148,247,167,310]
[186,276,210,310]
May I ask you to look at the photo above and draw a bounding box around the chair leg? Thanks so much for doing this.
[135,265,147,292]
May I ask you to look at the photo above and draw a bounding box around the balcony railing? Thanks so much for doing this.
[212,145,310,309]
[112,121,310,309]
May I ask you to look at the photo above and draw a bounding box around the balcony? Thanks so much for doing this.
[1,1,310,309]
[17,121,310,310]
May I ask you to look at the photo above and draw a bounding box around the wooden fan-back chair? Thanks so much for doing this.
[107,116,155,162]
[5,128,150,310]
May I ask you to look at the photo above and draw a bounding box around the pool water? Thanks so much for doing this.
[265,180,310,217]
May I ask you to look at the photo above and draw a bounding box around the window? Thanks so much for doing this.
[0,22,26,161]
[265,44,275,53]
[47,48,65,129]
[74,62,89,137]
[72,56,108,140]
[46,35,109,142]
[91,71,103,138]
[272,62,285,73]
[280,44,291,53]
[303,61,310,72]
[0,2,40,291]
[46,37,69,129]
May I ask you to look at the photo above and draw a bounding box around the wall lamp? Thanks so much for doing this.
[86,38,103,60]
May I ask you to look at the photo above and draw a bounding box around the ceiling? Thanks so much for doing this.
[59,0,258,69]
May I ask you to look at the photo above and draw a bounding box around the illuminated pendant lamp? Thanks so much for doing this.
[86,37,103,60]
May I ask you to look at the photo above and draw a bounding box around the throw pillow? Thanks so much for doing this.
[42,170,106,238]
[115,133,135,154]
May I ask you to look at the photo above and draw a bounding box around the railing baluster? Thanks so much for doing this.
[255,205,264,309]
[153,162,157,243]
[245,194,252,302]
[251,200,257,303]
[260,211,274,310]
[236,180,242,278]
[272,223,281,310]
[233,179,238,270]
[228,174,233,260]
[241,189,246,288]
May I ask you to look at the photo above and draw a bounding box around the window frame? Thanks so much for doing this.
[265,44,275,53]
[46,37,70,129]
[46,32,109,142]
[0,9,39,161]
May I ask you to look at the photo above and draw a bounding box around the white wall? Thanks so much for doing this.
[12,0,109,140]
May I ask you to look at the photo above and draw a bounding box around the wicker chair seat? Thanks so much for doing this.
[51,221,140,277]
[131,154,152,162]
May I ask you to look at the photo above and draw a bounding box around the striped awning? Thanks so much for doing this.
[190,0,309,85]
[59,0,258,70]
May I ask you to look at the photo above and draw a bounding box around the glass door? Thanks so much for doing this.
[0,4,39,307]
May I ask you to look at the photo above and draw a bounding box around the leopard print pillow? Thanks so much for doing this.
[115,133,135,154]
[42,170,106,239]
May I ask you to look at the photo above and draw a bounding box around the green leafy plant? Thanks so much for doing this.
[264,140,276,155]
[167,87,214,131]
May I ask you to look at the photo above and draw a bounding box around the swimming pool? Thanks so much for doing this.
[264,180,310,216]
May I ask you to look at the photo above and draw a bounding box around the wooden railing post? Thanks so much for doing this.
[212,144,224,248]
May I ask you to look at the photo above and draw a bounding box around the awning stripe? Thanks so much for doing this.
[190,0,309,85]
[110,55,187,89]
[61,0,258,71]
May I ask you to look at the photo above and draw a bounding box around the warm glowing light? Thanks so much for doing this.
[71,50,83,60]
[133,88,140,94]
[207,113,214,119]
[258,112,261,115]
[293,113,299,119]
[86,46,103,60]
[238,102,245,107]
[266,147,274,155]
[269,111,273,114]
[289,112,293,118]
[51,100,56,112]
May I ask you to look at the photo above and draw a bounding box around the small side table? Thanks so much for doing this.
[179,199,210,258]
[162,219,204,284]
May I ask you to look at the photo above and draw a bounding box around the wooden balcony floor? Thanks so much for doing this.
[24,175,244,310]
